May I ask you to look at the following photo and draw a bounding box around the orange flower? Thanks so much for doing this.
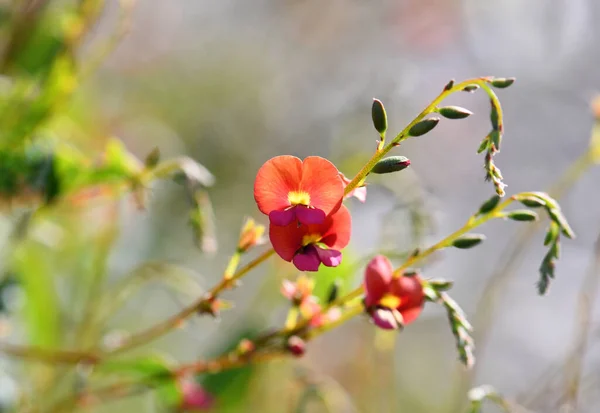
[254,156,344,226]
[270,204,351,271]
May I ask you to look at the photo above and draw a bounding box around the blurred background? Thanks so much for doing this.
[1,0,600,412]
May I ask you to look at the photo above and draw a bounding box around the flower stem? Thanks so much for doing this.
[343,78,499,196]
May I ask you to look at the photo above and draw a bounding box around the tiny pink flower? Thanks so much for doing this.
[178,376,214,411]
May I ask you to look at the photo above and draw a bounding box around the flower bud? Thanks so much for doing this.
[518,196,545,208]
[452,234,486,249]
[427,279,454,291]
[490,77,515,89]
[371,98,388,135]
[144,147,160,168]
[326,280,340,304]
[178,377,214,411]
[444,79,455,91]
[237,218,265,253]
[287,336,306,357]
[478,195,501,215]
[438,106,473,120]
[408,118,439,136]
[371,156,411,174]
[462,85,480,93]
[506,210,538,222]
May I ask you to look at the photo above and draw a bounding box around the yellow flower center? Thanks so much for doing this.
[288,191,311,206]
[380,294,401,309]
[301,233,322,246]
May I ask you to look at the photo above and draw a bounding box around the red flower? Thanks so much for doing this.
[270,204,351,271]
[363,255,425,330]
[254,156,344,226]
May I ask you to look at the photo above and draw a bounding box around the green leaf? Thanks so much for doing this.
[312,248,357,303]
[202,327,261,412]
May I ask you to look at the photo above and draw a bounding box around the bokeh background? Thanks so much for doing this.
[1,0,600,412]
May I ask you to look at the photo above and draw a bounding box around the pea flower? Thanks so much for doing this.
[254,155,344,226]
[270,204,351,271]
[363,255,425,330]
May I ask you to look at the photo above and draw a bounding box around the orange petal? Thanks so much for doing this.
[319,204,351,250]
[299,157,344,216]
[254,156,302,215]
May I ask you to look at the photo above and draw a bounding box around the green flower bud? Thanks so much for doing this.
[371,98,388,135]
[506,210,538,222]
[462,84,480,93]
[478,195,501,214]
[452,234,486,249]
[145,147,161,168]
[518,196,546,208]
[371,156,411,174]
[438,106,473,119]
[428,279,454,291]
[408,118,439,136]
[490,78,515,89]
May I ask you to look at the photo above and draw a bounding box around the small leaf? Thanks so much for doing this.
[544,222,559,246]
[408,118,440,137]
[438,106,473,120]
[452,234,486,249]
[546,207,575,239]
[489,130,501,151]
[477,138,490,154]
[444,79,455,91]
[506,210,538,222]
[371,98,388,135]
[490,102,500,131]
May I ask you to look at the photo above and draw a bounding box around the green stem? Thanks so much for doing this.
[343,78,500,196]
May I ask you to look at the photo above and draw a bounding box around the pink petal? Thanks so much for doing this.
[295,205,326,225]
[315,247,342,267]
[351,186,367,203]
[371,308,403,330]
[293,246,321,271]
[281,279,297,300]
[269,207,296,226]
[364,255,393,307]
